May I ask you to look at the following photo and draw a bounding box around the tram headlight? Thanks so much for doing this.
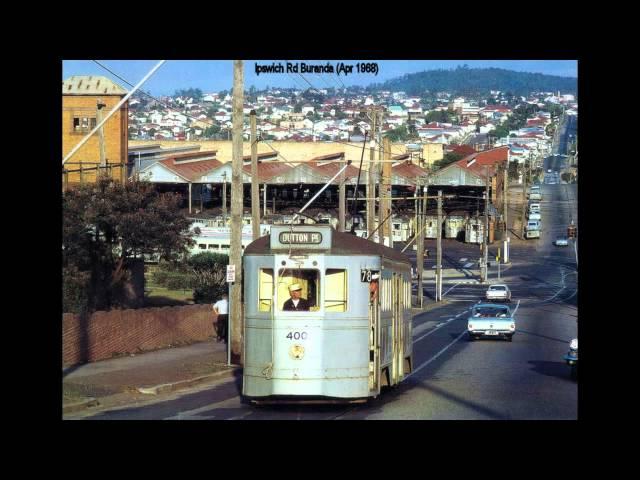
[290,344,305,360]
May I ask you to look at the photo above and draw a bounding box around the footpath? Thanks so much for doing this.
[63,338,239,417]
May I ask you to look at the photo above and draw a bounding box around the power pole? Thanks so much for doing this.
[222,174,227,224]
[229,60,244,366]
[339,164,346,232]
[96,99,107,176]
[436,190,443,301]
[377,111,384,243]
[381,136,392,247]
[482,166,490,283]
[504,162,509,264]
[250,110,260,240]
[416,178,424,308]
[520,160,528,239]
[367,108,377,238]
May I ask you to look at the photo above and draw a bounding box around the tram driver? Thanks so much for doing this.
[283,283,311,311]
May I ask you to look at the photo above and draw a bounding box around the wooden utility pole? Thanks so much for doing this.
[250,110,260,240]
[520,161,528,239]
[381,136,392,247]
[339,165,346,232]
[222,175,227,224]
[416,178,424,308]
[436,190,443,301]
[229,60,244,366]
[482,166,490,283]
[503,163,508,236]
[367,108,378,237]
[96,99,107,176]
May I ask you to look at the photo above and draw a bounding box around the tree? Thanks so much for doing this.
[204,124,221,138]
[432,152,464,170]
[63,177,195,313]
[384,125,410,142]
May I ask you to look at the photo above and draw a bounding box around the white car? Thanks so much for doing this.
[468,304,516,341]
[485,284,511,302]
[528,211,541,221]
[554,236,569,246]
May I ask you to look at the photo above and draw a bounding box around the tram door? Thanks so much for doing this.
[391,273,404,384]
[369,278,380,393]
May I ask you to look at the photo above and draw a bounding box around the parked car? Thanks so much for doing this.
[485,284,511,302]
[467,304,516,341]
[529,203,541,212]
[528,211,541,221]
[554,236,569,246]
[529,192,542,201]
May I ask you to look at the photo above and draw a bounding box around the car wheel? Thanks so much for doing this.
[507,335,513,342]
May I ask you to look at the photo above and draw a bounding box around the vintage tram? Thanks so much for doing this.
[242,224,413,403]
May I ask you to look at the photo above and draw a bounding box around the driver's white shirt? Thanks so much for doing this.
[292,299,299,308]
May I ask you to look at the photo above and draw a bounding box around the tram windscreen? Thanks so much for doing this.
[278,268,320,312]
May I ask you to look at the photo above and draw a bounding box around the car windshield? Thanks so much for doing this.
[473,306,509,317]
[489,286,506,291]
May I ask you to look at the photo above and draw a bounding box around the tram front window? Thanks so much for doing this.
[278,269,319,312]
[325,269,347,312]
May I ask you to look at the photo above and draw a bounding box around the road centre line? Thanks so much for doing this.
[443,283,461,297]
[512,299,521,316]
[413,310,468,343]
[408,330,468,379]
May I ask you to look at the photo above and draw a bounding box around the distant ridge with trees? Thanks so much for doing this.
[370,66,577,96]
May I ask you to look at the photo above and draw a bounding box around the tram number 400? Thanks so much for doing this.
[286,332,308,340]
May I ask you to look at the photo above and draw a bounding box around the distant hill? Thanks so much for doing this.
[370,66,577,96]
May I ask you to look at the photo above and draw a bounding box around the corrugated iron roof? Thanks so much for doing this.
[392,161,428,181]
[159,156,222,182]
[63,76,128,95]
[242,161,293,182]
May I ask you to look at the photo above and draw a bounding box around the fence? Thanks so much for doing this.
[62,303,217,367]
[62,162,129,190]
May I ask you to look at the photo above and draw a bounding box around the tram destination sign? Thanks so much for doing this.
[279,231,323,245]
[270,225,333,250]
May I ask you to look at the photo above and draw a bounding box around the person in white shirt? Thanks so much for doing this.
[282,283,310,311]
[213,293,229,343]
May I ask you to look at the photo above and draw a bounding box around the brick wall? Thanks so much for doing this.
[62,304,217,367]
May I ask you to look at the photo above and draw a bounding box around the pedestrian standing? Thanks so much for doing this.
[213,293,229,343]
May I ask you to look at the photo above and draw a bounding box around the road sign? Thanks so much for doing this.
[226,265,236,283]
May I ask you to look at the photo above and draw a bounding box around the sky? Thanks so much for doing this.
[62,60,577,97]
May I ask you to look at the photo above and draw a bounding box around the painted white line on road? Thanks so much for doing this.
[512,299,521,316]
[408,330,468,379]
[463,263,474,268]
[460,258,468,262]
[413,311,468,343]
[443,283,460,297]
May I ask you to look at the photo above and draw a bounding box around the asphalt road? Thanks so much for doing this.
[75,181,577,420]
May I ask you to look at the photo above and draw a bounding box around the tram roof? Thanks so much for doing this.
[244,227,410,264]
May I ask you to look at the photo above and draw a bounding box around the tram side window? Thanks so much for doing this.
[325,269,347,312]
[259,268,274,312]
[277,268,320,312]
